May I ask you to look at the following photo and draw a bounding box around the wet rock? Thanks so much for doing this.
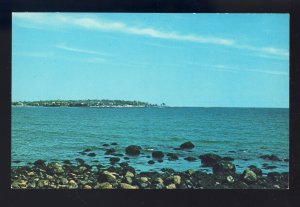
[222,157,234,161]
[63,160,72,165]
[180,141,195,149]
[125,145,141,156]
[148,160,155,165]
[37,180,49,188]
[75,158,85,165]
[264,165,277,170]
[174,148,181,150]
[95,182,112,189]
[157,159,163,163]
[124,157,130,160]
[83,148,92,152]
[259,154,281,161]
[13,160,21,163]
[84,185,92,189]
[27,171,35,176]
[199,153,222,166]
[87,153,96,157]
[125,171,135,178]
[122,166,136,174]
[47,162,64,175]
[284,159,289,162]
[34,160,46,168]
[102,144,110,147]
[226,175,234,183]
[161,168,175,174]
[120,183,138,189]
[119,162,129,168]
[152,151,164,159]
[140,177,149,183]
[11,180,21,188]
[212,161,236,175]
[105,148,116,155]
[112,153,124,157]
[184,157,197,162]
[166,183,176,189]
[166,153,179,161]
[68,180,78,189]
[111,142,118,146]
[154,177,164,185]
[60,178,69,185]
[248,165,262,177]
[242,169,257,183]
[165,175,181,185]
[109,157,120,164]
[98,171,117,183]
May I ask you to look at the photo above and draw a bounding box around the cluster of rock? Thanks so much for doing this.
[11,141,288,189]
[11,158,288,189]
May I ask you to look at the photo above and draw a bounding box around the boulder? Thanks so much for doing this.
[63,160,72,165]
[148,160,155,165]
[180,141,195,149]
[199,153,222,166]
[226,175,235,183]
[75,158,85,165]
[109,157,120,164]
[95,182,113,189]
[212,161,236,175]
[166,153,179,161]
[184,157,197,162]
[47,162,64,174]
[105,148,116,155]
[97,171,117,183]
[87,153,96,157]
[34,159,46,168]
[83,148,92,152]
[111,142,118,145]
[259,154,281,161]
[242,169,257,183]
[166,184,176,189]
[152,151,164,159]
[222,157,234,161]
[248,165,263,176]
[102,144,110,147]
[165,175,181,185]
[125,145,141,156]
[120,183,138,189]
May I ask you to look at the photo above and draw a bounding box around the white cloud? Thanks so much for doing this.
[189,63,288,76]
[56,43,108,56]
[13,13,289,60]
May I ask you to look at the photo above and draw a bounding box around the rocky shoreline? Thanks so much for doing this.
[11,142,289,189]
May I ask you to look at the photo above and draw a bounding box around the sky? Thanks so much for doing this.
[12,13,289,107]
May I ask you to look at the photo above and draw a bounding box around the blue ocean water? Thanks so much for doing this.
[12,107,289,174]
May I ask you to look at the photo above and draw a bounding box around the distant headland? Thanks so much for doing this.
[12,100,168,108]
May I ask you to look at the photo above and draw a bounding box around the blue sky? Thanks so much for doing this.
[12,13,289,107]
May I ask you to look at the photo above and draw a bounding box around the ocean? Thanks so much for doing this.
[11,107,289,174]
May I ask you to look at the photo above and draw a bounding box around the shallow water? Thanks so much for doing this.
[12,107,289,174]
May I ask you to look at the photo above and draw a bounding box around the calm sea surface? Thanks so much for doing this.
[12,107,289,174]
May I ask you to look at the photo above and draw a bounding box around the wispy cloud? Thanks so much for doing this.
[188,63,288,76]
[56,43,108,57]
[13,12,289,60]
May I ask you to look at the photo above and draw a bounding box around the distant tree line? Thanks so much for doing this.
[11,99,167,108]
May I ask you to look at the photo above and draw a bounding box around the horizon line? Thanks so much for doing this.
[11,100,289,109]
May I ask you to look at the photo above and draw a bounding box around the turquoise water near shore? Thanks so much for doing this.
[12,107,289,174]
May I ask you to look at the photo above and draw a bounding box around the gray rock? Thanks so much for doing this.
[180,141,195,149]
[125,145,141,156]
